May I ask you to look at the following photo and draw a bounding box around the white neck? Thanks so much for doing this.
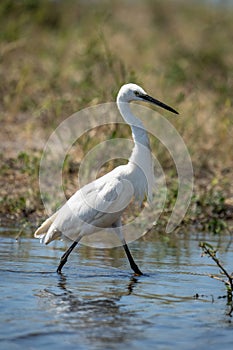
[117,100,154,203]
[116,101,150,148]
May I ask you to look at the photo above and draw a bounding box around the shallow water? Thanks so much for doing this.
[0,230,233,350]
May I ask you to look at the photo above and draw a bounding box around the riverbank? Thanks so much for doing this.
[0,1,232,235]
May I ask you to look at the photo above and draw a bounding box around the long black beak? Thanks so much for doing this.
[143,94,179,115]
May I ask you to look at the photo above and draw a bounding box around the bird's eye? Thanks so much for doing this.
[134,91,140,97]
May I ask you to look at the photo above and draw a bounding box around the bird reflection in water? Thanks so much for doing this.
[36,273,143,346]
[56,273,139,298]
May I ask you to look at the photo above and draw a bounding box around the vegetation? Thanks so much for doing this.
[199,241,233,316]
[0,0,232,234]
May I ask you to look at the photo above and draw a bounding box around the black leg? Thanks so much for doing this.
[122,243,143,276]
[57,241,79,274]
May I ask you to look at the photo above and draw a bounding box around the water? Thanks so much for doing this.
[0,230,233,350]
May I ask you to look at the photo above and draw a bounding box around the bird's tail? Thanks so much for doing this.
[34,212,58,243]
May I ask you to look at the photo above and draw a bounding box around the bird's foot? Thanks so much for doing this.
[133,270,143,276]
[131,263,143,276]
[56,258,67,274]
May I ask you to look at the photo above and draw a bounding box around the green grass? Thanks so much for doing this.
[0,0,232,234]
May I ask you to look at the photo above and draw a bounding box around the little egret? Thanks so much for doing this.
[35,83,178,275]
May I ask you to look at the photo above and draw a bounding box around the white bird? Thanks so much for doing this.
[35,83,178,275]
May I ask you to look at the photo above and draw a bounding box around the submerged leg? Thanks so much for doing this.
[57,240,79,274]
[112,220,143,276]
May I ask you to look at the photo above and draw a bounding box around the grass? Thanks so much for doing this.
[0,0,232,234]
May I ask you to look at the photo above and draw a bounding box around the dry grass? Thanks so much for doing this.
[0,0,232,233]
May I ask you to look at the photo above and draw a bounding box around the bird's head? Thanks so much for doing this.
[117,83,179,115]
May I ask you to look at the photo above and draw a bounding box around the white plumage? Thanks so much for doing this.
[35,83,178,274]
